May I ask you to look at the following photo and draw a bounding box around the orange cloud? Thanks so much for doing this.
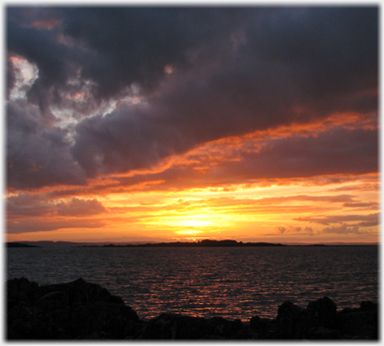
[31,19,61,29]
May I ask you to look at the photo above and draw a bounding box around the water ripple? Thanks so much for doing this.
[7,246,378,321]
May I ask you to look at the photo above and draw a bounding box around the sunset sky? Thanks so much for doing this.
[5,5,379,244]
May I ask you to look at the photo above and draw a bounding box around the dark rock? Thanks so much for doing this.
[7,277,38,308]
[250,315,276,339]
[339,307,356,314]
[294,296,337,339]
[228,319,257,339]
[360,300,378,312]
[337,308,378,339]
[69,301,138,338]
[143,313,210,339]
[276,301,304,339]
[7,301,35,339]
[206,317,234,338]
[142,313,255,340]
[305,296,337,328]
[306,326,342,340]
[7,277,138,339]
[31,277,125,307]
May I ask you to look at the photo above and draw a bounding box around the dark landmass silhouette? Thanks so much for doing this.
[7,239,286,247]
[97,239,287,247]
[7,277,378,340]
[6,241,82,247]
[6,239,378,248]
[6,242,40,248]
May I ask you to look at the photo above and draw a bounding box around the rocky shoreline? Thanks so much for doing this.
[7,277,378,340]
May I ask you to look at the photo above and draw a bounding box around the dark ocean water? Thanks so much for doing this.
[6,245,378,321]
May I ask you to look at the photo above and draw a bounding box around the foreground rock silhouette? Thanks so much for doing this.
[7,277,378,340]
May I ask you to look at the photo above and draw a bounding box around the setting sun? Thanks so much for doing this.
[174,216,212,228]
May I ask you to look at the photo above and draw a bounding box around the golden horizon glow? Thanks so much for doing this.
[6,171,379,244]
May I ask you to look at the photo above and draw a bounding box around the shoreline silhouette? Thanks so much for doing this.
[7,277,378,340]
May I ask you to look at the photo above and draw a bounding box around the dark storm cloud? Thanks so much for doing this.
[7,21,70,95]
[7,100,87,189]
[7,6,377,111]
[69,7,377,178]
[71,102,196,177]
[7,7,250,105]
[6,19,98,115]
[6,6,378,189]
[105,126,378,192]
[60,7,249,99]
[246,7,377,95]
[220,126,378,180]
[7,6,61,27]
[7,57,16,98]
[70,66,377,179]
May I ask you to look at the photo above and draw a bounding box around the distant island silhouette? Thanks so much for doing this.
[6,239,377,248]
[95,239,287,247]
[6,242,40,248]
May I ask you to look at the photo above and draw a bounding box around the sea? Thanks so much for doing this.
[6,245,378,322]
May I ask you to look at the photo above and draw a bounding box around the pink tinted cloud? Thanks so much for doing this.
[294,213,379,226]
[7,193,107,218]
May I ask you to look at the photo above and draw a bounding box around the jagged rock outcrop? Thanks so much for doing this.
[275,300,304,338]
[6,278,378,340]
[250,297,378,340]
[7,277,139,339]
[337,300,378,339]
[296,296,340,339]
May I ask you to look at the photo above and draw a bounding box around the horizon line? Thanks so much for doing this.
[6,239,379,246]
